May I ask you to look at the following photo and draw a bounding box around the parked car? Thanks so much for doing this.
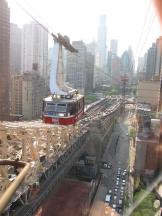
[118,207,123,214]
[102,161,112,169]
[119,199,123,205]
[115,182,119,187]
[108,189,112,194]
[122,181,126,186]
[105,194,111,203]
[107,162,112,169]
[112,204,117,209]
[113,195,117,201]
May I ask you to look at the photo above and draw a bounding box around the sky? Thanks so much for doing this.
[8,0,162,59]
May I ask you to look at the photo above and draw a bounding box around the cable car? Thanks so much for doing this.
[42,94,84,125]
[42,33,84,125]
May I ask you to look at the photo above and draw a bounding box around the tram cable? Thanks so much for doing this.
[13,0,51,35]
[135,0,152,56]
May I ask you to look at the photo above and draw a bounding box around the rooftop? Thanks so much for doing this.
[35,179,91,216]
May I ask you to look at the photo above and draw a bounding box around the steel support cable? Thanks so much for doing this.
[13,0,56,36]
[125,8,156,82]
[97,69,122,85]
[0,160,30,214]
[16,0,56,34]
[135,0,152,56]
[13,0,78,53]
[138,10,157,57]
[125,0,153,76]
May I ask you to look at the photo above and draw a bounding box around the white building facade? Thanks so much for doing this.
[21,22,48,82]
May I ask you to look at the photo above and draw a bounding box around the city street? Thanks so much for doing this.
[89,111,130,216]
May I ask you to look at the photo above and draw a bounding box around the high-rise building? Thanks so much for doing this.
[107,51,112,75]
[111,56,121,84]
[86,41,96,56]
[137,57,144,73]
[66,41,87,94]
[11,75,23,116]
[85,52,95,93]
[0,0,10,120]
[121,47,134,75]
[127,46,135,76]
[21,22,48,83]
[121,51,130,74]
[155,37,162,77]
[10,23,21,74]
[11,73,46,120]
[137,57,145,81]
[96,15,107,68]
[145,43,156,80]
[110,39,118,56]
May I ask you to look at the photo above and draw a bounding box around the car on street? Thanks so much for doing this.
[115,184,119,189]
[117,173,120,178]
[105,194,111,203]
[113,195,117,200]
[107,162,112,169]
[115,182,119,187]
[122,181,126,186]
[119,199,123,206]
[122,173,126,179]
[121,186,124,191]
[112,204,117,209]
[114,188,118,194]
[122,179,126,185]
[117,207,123,214]
[108,189,112,194]
[102,161,112,169]
[120,191,124,199]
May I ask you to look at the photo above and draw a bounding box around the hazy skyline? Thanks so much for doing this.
[8,0,161,58]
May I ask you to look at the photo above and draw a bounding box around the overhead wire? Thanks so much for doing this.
[16,0,56,34]
[135,0,152,56]
[138,10,157,57]
[127,0,156,78]
[13,0,51,35]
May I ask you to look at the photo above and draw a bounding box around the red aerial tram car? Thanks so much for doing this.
[42,94,84,125]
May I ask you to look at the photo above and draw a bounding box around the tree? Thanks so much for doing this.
[129,126,136,145]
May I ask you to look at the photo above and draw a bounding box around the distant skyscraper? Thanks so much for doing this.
[127,46,135,75]
[121,51,130,74]
[86,41,96,56]
[137,57,145,81]
[66,41,87,94]
[10,23,21,74]
[96,15,107,68]
[111,56,121,84]
[155,36,162,77]
[21,22,48,83]
[110,39,118,56]
[121,47,134,75]
[0,0,10,120]
[145,43,156,80]
[137,57,144,73]
[107,51,112,74]
[85,52,95,93]
[11,75,23,115]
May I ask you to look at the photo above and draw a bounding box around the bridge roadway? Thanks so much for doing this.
[1,98,122,216]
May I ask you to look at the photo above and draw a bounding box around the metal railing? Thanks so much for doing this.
[0,160,30,215]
